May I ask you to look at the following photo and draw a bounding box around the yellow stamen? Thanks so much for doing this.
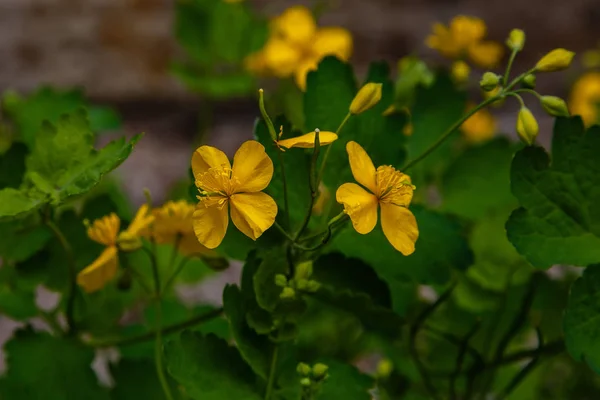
[376,165,414,203]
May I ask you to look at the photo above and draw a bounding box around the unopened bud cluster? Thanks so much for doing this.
[297,362,329,397]
[275,261,320,300]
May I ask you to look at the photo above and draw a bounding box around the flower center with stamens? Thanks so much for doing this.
[375,165,415,205]
[195,165,240,207]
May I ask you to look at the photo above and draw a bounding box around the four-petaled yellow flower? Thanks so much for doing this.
[426,15,503,69]
[152,200,218,257]
[569,72,600,127]
[461,104,497,143]
[77,205,154,293]
[245,5,353,90]
[192,140,277,249]
[336,141,419,255]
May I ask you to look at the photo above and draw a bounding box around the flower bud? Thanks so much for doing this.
[535,49,575,72]
[506,29,525,51]
[117,231,143,252]
[295,278,309,291]
[312,363,329,379]
[297,363,312,377]
[275,274,288,287]
[300,377,312,387]
[451,61,470,83]
[306,280,321,293]
[540,96,570,117]
[516,107,539,145]
[294,261,313,280]
[376,359,393,379]
[479,72,501,91]
[349,83,382,114]
[280,286,296,299]
[522,74,536,89]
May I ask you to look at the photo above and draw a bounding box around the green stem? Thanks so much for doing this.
[295,129,321,241]
[506,92,526,108]
[503,49,519,87]
[449,322,480,400]
[162,255,195,294]
[89,308,224,348]
[512,88,543,101]
[44,217,78,336]
[317,112,352,185]
[277,150,292,229]
[265,344,279,400]
[273,221,296,242]
[498,328,543,399]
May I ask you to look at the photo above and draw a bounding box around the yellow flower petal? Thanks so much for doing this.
[76,246,119,293]
[262,37,303,77]
[126,204,155,237]
[346,141,377,193]
[192,145,231,180]
[380,203,418,255]
[231,140,274,193]
[87,213,120,246]
[335,182,378,234]
[468,41,504,68]
[271,5,316,46]
[450,15,486,48]
[294,57,320,91]
[229,192,278,240]
[277,131,338,149]
[193,202,229,249]
[312,27,353,61]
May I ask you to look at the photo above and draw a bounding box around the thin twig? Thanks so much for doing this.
[498,328,544,399]
[450,322,481,400]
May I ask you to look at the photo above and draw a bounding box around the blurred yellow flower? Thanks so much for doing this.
[336,141,418,255]
[246,5,353,90]
[461,104,496,143]
[426,15,503,69]
[192,140,277,248]
[152,200,218,257]
[451,60,471,83]
[569,72,600,126]
[77,206,154,293]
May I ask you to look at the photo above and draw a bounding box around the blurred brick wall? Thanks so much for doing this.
[1,0,599,100]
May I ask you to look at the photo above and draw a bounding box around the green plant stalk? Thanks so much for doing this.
[277,150,292,229]
[161,235,182,293]
[295,129,321,241]
[89,308,224,348]
[44,217,77,336]
[316,112,352,185]
[449,322,480,400]
[503,49,519,87]
[498,328,543,399]
[264,344,279,400]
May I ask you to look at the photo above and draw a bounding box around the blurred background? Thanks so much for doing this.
[1,0,597,204]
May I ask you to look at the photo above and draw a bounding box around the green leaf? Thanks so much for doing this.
[88,106,122,132]
[223,284,271,380]
[110,359,178,400]
[25,110,140,204]
[165,331,262,400]
[441,137,517,219]
[564,266,600,372]
[0,330,109,399]
[406,73,467,184]
[304,58,408,190]
[0,267,37,320]
[332,205,473,285]
[317,360,374,400]
[0,187,46,220]
[0,142,28,189]
[506,117,600,268]
[0,218,50,262]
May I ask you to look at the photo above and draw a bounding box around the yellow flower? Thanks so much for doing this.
[461,105,496,143]
[246,5,353,90]
[77,206,155,293]
[153,200,218,257]
[336,141,418,255]
[277,130,338,150]
[426,15,503,68]
[192,140,278,249]
[569,72,600,126]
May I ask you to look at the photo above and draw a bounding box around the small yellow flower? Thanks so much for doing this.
[192,140,278,248]
[336,141,418,255]
[569,72,600,127]
[246,5,353,90]
[461,105,496,143]
[451,61,471,83]
[153,200,218,257]
[277,129,338,150]
[77,206,155,293]
[426,15,503,69]
[535,48,575,72]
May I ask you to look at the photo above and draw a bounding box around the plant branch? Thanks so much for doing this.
[295,129,321,241]
[265,344,279,400]
[317,112,352,186]
[277,150,292,229]
[450,322,481,400]
[498,328,544,399]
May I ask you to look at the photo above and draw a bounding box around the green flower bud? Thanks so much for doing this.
[506,29,525,51]
[300,377,312,387]
[522,74,536,89]
[297,363,312,377]
[295,278,309,291]
[275,274,288,287]
[516,107,539,146]
[350,83,382,114]
[306,280,321,293]
[479,72,501,92]
[294,261,313,280]
[312,363,329,379]
[535,48,575,72]
[540,95,570,117]
[280,287,296,300]
[117,231,143,252]
[376,359,394,379]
